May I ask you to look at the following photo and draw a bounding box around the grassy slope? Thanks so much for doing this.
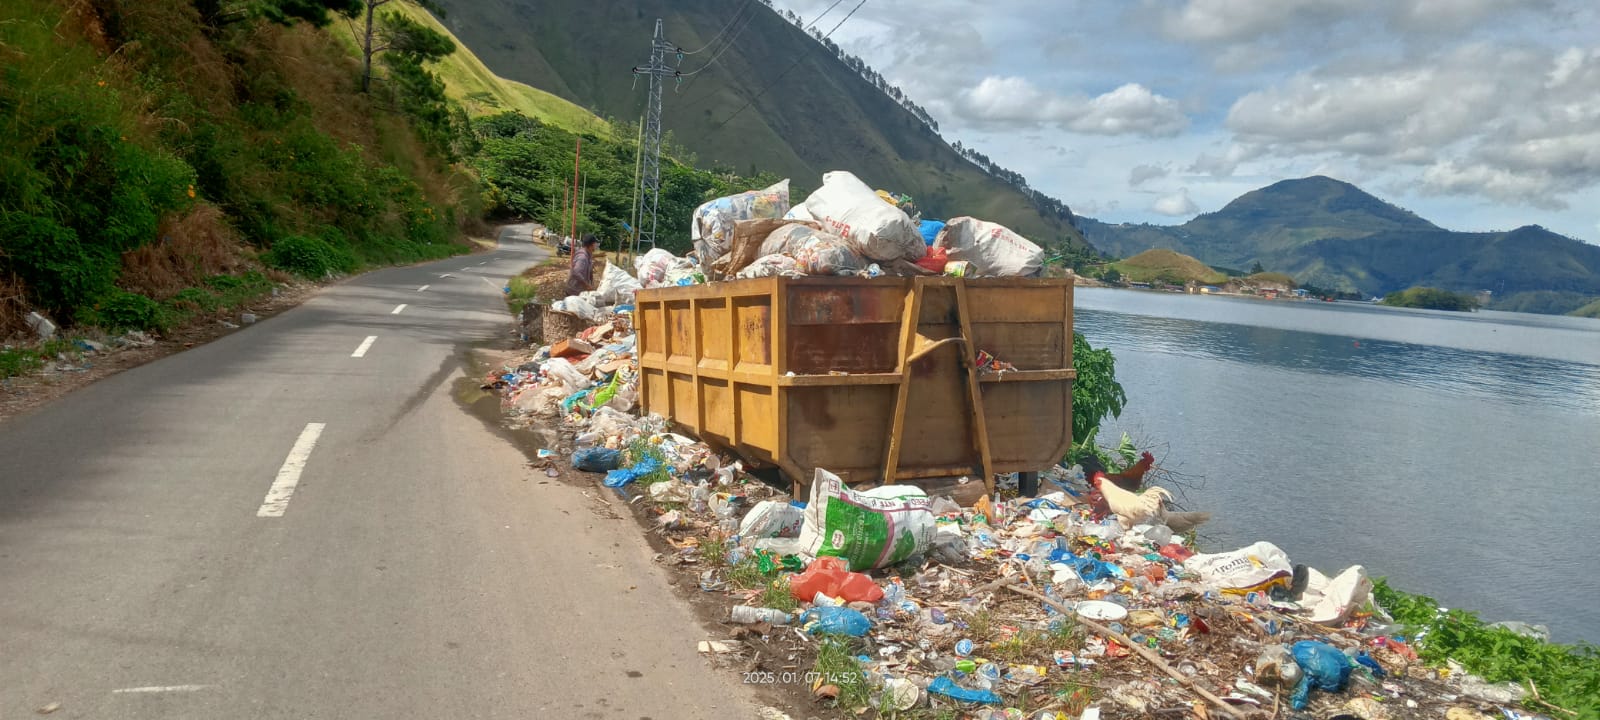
[429,0,1090,252]
[1571,298,1600,318]
[384,3,608,134]
[1112,249,1226,285]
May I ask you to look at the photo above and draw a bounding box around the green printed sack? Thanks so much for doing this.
[798,468,936,571]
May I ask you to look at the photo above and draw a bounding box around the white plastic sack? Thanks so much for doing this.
[542,357,592,395]
[554,295,604,323]
[792,234,865,276]
[1183,541,1293,592]
[691,180,791,260]
[1303,565,1373,626]
[596,262,642,306]
[935,217,1045,277]
[797,468,936,570]
[738,500,806,539]
[760,223,825,257]
[634,248,697,289]
[735,254,804,279]
[783,202,814,221]
[803,171,923,262]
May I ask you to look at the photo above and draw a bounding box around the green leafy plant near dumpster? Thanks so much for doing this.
[1374,579,1600,718]
[1067,331,1129,466]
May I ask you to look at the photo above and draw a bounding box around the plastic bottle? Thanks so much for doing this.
[689,484,710,514]
[574,431,601,448]
[730,606,793,625]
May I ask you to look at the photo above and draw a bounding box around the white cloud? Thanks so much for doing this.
[1129,163,1171,187]
[1152,189,1200,216]
[1188,144,1257,177]
[1221,42,1600,207]
[953,77,1188,136]
[1157,0,1545,43]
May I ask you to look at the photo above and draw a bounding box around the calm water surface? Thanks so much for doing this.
[1073,288,1600,643]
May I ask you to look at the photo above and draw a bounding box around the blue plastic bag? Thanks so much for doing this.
[919,219,946,246]
[603,455,663,488]
[927,677,1001,705]
[1048,549,1119,582]
[800,606,871,637]
[1289,640,1352,710]
[571,447,621,472]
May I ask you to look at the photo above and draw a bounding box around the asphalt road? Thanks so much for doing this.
[0,227,757,719]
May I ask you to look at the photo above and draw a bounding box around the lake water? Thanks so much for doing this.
[1073,288,1600,643]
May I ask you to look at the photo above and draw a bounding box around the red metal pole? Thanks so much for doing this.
[569,137,582,267]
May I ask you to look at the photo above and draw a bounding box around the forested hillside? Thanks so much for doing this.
[0,0,478,338]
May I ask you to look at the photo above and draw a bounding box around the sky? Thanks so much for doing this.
[767,0,1600,243]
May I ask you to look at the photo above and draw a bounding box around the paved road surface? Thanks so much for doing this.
[0,228,756,719]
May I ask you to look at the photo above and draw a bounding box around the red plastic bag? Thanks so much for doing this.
[790,556,885,603]
[1158,543,1195,562]
[916,246,948,274]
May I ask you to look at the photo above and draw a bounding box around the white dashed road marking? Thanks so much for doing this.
[351,336,377,358]
[113,685,212,694]
[391,304,407,315]
[417,284,429,292]
[256,423,326,518]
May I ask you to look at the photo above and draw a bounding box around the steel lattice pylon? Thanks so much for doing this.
[632,19,677,253]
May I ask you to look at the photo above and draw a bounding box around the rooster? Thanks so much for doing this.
[1104,451,1156,492]
[1090,471,1171,529]
[1089,471,1213,533]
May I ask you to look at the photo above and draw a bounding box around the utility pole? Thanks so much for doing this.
[632,19,680,253]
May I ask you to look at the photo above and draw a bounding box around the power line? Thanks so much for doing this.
[678,3,759,76]
[676,0,843,108]
[675,0,755,54]
[806,0,848,30]
[711,0,869,132]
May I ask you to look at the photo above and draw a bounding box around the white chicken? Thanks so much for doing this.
[1090,471,1171,529]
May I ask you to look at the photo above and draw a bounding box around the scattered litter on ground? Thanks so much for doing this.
[483,174,1571,720]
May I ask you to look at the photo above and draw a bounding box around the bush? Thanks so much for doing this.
[0,211,119,316]
[1068,331,1128,463]
[90,289,164,331]
[265,234,357,278]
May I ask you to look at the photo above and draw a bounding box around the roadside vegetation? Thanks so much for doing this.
[1375,580,1600,718]
[471,112,784,255]
[0,0,479,344]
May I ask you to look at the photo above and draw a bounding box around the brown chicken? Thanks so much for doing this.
[1104,451,1156,492]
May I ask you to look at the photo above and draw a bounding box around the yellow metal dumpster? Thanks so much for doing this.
[634,276,1074,491]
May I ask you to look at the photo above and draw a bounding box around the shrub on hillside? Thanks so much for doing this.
[0,212,119,317]
[265,233,357,278]
[86,289,163,331]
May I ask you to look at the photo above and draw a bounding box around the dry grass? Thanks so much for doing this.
[515,260,572,303]
[0,273,32,341]
[119,205,247,300]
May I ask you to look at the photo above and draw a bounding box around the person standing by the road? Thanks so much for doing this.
[565,234,601,298]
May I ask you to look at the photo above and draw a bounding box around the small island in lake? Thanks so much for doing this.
[1380,287,1481,312]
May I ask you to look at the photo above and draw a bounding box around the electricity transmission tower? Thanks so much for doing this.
[631,19,679,252]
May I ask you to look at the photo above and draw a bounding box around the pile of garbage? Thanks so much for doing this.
[486,332,1549,719]
[489,174,1560,718]
[544,169,1051,325]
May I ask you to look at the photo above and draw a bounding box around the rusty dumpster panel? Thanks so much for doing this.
[634,276,1074,488]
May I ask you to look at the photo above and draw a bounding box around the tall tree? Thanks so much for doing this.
[352,0,447,93]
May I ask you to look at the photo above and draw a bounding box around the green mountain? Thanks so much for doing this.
[426,0,1089,251]
[1078,177,1600,310]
